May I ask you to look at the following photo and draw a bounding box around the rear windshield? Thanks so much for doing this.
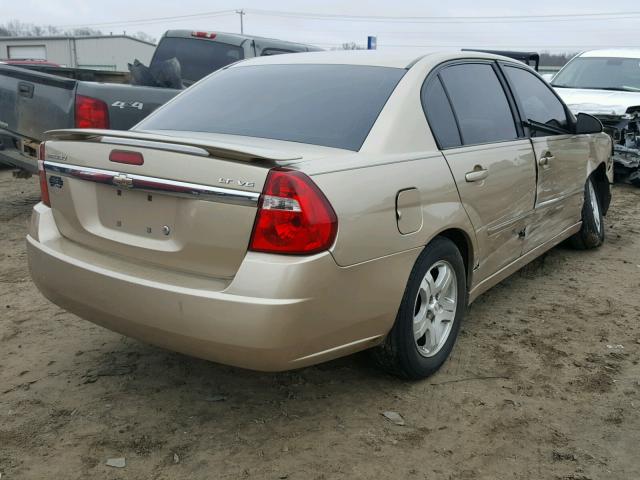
[136,64,406,151]
[151,37,244,84]
[552,57,640,91]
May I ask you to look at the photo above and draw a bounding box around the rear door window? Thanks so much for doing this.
[503,65,570,136]
[421,77,462,149]
[439,63,518,145]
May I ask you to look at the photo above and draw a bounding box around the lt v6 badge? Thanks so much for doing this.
[218,177,255,188]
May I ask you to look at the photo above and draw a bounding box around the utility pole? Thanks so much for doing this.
[236,9,245,34]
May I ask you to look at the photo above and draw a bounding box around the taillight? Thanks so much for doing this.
[249,168,337,255]
[38,142,50,207]
[75,94,110,129]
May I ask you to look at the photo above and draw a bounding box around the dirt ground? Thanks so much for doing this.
[1,168,639,480]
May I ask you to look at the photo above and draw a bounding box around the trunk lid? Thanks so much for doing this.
[42,129,299,279]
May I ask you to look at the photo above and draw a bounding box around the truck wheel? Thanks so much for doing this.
[372,237,467,379]
[570,177,605,250]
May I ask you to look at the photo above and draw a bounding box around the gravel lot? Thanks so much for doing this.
[1,169,639,479]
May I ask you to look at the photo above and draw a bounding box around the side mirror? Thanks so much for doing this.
[575,112,603,134]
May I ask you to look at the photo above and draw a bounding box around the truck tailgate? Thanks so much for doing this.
[0,65,76,140]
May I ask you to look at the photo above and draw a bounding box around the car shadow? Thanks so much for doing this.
[70,336,412,418]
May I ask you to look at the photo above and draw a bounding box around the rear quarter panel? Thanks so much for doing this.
[312,153,476,268]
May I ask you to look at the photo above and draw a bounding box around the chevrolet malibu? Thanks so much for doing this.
[28,51,612,379]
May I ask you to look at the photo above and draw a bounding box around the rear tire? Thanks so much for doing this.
[372,237,467,380]
[570,177,605,250]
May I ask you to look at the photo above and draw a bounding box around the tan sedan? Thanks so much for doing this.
[28,51,612,379]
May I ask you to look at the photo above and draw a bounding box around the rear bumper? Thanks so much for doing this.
[27,203,417,371]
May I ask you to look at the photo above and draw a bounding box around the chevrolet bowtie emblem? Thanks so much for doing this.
[113,174,134,188]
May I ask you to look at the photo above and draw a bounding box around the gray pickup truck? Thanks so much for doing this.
[0,30,320,172]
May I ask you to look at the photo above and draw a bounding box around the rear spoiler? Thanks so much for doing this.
[45,129,303,163]
[461,49,540,71]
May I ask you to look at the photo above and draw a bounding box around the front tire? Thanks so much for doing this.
[570,177,605,250]
[372,237,467,379]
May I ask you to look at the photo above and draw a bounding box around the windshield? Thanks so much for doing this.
[136,64,406,151]
[552,56,640,91]
[151,37,244,84]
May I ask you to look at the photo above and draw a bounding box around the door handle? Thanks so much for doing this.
[17,82,34,98]
[465,167,489,182]
[538,152,554,167]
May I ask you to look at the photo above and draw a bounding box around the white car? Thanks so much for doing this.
[551,49,640,184]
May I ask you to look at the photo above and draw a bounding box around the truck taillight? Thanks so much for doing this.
[38,142,50,207]
[249,168,337,255]
[75,94,110,129]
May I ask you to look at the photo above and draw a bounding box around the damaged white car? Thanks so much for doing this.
[551,49,640,185]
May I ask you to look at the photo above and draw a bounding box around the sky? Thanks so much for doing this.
[2,0,640,53]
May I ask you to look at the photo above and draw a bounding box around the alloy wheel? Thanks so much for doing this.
[413,260,457,357]
[588,179,601,234]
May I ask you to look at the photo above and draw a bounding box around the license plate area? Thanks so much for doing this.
[96,184,179,239]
